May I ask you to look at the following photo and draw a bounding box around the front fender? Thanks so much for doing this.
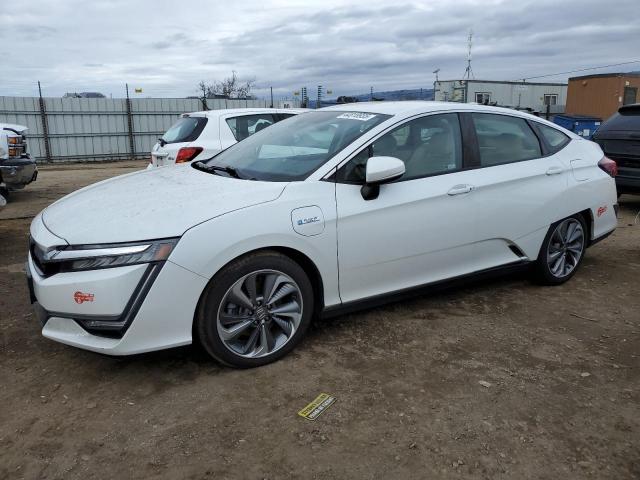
[169,181,340,308]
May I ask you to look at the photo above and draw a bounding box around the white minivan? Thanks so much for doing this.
[149,108,306,167]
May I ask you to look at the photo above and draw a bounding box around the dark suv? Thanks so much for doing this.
[593,104,640,194]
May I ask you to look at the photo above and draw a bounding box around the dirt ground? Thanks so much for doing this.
[1,161,639,479]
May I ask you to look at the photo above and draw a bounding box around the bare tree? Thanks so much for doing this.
[197,71,255,100]
[196,80,211,110]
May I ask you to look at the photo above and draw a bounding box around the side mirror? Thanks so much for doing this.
[361,156,405,200]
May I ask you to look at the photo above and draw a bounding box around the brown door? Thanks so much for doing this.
[623,87,638,105]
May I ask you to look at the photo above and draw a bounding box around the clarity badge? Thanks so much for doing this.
[297,216,319,226]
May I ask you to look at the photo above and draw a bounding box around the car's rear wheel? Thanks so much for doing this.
[195,251,314,368]
[534,215,587,285]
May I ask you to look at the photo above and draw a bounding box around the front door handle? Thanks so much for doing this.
[447,184,475,196]
[546,166,564,175]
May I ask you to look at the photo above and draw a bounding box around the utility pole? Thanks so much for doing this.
[462,29,474,80]
[125,83,135,160]
[37,81,52,163]
[270,86,273,108]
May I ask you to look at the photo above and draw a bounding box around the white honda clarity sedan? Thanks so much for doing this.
[27,102,618,368]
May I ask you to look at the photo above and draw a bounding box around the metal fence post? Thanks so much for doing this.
[125,83,136,160]
[37,81,52,163]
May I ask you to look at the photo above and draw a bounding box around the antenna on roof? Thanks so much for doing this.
[463,29,475,80]
[433,68,440,83]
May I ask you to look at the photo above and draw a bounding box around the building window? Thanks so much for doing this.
[544,94,558,106]
[475,92,491,104]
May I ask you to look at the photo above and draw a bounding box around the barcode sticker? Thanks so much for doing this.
[336,112,377,121]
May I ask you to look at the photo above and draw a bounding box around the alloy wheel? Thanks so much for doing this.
[546,218,585,278]
[216,269,303,358]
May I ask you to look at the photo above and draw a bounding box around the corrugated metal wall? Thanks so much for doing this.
[0,96,294,162]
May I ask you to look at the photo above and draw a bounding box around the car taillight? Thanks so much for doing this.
[598,156,617,177]
[175,147,203,164]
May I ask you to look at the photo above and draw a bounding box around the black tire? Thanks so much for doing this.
[195,250,314,368]
[533,214,588,285]
[0,177,9,201]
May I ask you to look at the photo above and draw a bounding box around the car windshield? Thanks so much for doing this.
[199,111,391,181]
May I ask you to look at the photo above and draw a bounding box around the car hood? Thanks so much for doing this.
[2,123,28,134]
[42,165,288,245]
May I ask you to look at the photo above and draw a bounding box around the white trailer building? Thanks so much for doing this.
[434,79,567,113]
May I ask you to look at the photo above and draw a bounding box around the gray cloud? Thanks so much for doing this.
[2,0,639,99]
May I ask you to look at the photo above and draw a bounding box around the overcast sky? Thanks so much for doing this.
[2,0,639,99]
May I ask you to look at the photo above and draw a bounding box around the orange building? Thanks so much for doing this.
[566,73,640,120]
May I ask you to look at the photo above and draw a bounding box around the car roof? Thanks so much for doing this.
[320,101,577,137]
[187,108,307,118]
[322,101,537,117]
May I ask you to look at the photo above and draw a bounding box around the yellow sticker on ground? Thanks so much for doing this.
[298,393,336,421]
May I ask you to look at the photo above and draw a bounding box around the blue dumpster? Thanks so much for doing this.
[553,114,601,139]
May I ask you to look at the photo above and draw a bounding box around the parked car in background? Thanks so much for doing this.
[149,108,306,168]
[27,102,617,368]
[0,123,38,198]
[592,103,640,195]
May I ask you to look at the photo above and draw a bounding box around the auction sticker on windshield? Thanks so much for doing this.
[336,112,377,121]
[298,393,336,421]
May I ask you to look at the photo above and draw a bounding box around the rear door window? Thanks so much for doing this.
[536,123,569,153]
[161,116,208,144]
[226,114,276,141]
[472,113,542,166]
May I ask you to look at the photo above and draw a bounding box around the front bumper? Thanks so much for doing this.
[0,156,37,189]
[26,254,209,355]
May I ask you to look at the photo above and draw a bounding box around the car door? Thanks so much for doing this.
[334,113,481,303]
[464,113,570,268]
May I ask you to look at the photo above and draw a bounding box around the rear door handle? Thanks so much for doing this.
[546,166,564,175]
[447,184,475,196]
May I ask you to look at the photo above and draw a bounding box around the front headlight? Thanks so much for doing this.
[31,238,179,274]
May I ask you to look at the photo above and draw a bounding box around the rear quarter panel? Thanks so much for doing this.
[560,139,618,239]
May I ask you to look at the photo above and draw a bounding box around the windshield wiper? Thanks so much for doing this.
[194,161,242,179]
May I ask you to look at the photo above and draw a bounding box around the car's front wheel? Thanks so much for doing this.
[534,215,587,285]
[195,251,314,368]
